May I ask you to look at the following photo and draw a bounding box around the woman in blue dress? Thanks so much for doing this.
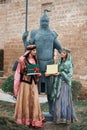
[52,48,77,124]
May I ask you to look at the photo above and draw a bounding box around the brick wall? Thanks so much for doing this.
[0,0,87,90]
[0,2,6,49]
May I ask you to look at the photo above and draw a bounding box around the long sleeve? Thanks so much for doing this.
[60,65,73,86]
[60,63,73,86]
[14,61,21,96]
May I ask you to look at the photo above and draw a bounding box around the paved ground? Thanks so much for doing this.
[0,89,47,103]
[39,93,47,103]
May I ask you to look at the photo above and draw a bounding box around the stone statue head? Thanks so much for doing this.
[40,9,50,29]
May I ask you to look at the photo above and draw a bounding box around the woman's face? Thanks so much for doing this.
[61,50,67,59]
[30,49,36,56]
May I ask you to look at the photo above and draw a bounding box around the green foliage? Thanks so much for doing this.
[0,117,30,130]
[70,100,87,130]
[71,80,82,101]
[1,75,14,94]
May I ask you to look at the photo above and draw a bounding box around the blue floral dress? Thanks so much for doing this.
[51,54,77,124]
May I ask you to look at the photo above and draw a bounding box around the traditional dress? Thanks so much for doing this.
[14,50,46,127]
[51,53,77,124]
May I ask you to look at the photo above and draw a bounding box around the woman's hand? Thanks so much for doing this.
[38,73,42,77]
[45,72,60,77]
[53,72,60,76]
[45,73,52,77]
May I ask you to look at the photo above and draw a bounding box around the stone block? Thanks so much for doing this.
[43,112,53,121]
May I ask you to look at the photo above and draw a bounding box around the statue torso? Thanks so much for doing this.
[34,29,55,61]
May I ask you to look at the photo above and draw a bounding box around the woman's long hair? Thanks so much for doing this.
[24,51,38,64]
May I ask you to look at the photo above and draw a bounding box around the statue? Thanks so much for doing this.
[22,9,63,116]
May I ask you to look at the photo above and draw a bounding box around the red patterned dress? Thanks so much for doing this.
[14,50,46,127]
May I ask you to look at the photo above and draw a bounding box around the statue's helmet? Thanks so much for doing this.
[40,9,50,28]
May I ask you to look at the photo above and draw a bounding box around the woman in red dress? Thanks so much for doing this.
[14,45,46,128]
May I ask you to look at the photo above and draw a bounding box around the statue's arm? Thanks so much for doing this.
[22,31,29,50]
[53,31,63,53]
[54,38,63,53]
[22,30,37,50]
[29,30,37,45]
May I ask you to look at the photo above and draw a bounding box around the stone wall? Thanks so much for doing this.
[0,0,87,91]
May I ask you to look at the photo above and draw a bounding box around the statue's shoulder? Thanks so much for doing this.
[49,29,58,38]
[52,31,58,38]
[30,29,38,37]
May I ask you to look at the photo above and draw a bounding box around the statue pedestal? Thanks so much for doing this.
[43,112,53,121]
[40,112,70,130]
